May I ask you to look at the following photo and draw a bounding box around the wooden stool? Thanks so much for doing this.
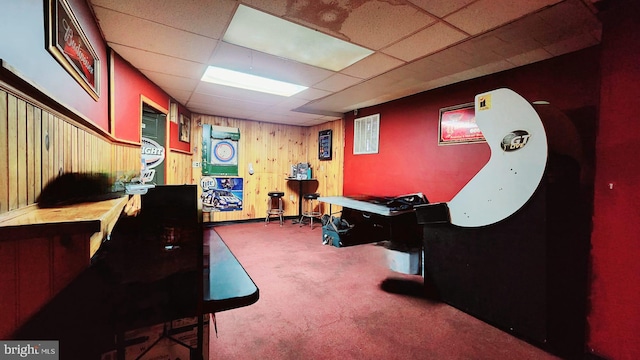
[299,193,321,229]
[265,191,285,226]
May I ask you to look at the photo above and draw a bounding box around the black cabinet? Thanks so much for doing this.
[417,156,590,359]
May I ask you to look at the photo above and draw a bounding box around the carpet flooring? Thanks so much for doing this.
[207,221,561,360]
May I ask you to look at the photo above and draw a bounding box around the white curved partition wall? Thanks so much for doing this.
[447,88,548,227]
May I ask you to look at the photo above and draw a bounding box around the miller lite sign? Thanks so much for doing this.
[141,137,165,182]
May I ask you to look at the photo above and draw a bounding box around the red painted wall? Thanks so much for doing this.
[111,52,189,149]
[112,52,169,143]
[588,1,640,359]
[344,47,600,203]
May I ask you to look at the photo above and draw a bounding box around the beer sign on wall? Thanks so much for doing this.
[45,0,100,100]
[200,176,244,212]
[438,103,486,145]
[141,137,165,183]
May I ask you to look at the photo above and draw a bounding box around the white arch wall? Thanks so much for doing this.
[448,88,548,227]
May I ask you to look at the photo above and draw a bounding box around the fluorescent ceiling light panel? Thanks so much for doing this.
[223,5,373,72]
[201,66,308,97]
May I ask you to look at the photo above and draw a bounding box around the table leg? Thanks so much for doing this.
[298,181,303,217]
[291,180,304,224]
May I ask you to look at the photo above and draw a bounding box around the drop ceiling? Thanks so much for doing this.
[88,0,602,126]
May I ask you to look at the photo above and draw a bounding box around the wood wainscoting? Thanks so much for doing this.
[0,85,141,216]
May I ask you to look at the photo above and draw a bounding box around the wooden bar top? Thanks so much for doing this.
[0,197,128,256]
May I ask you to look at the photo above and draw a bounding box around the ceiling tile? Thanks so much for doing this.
[241,0,288,17]
[537,0,601,32]
[110,44,208,79]
[383,22,468,62]
[188,103,257,119]
[340,53,405,79]
[340,1,436,50]
[444,0,562,35]
[489,35,544,58]
[93,7,216,63]
[91,0,236,39]
[445,67,486,83]
[468,59,515,76]
[291,87,333,102]
[423,75,464,90]
[312,73,362,92]
[491,13,547,43]
[140,71,200,93]
[263,97,310,112]
[188,94,270,115]
[543,32,601,56]
[422,47,477,74]
[454,36,506,66]
[455,34,509,55]
[385,62,445,83]
[246,111,310,124]
[163,88,192,105]
[532,1,602,46]
[303,73,417,114]
[506,48,553,66]
[409,0,476,18]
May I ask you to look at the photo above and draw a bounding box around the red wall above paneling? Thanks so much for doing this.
[112,52,169,143]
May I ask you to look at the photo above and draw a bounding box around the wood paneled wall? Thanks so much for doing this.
[192,115,344,222]
[166,149,195,185]
[0,84,141,216]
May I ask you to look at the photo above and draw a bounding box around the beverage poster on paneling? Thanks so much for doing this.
[200,176,243,212]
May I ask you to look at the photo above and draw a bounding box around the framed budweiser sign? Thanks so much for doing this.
[46,0,100,100]
[438,102,485,145]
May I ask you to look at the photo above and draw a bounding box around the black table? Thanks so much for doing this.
[203,227,258,313]
[317,195,423,248]
[286,177,317,223]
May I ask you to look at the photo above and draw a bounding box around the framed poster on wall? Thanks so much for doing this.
[200,176,243,212]
[45,0,100,100]
[354,114,380,154]
[319,129,332,160]
[438,103,485,145]
[179,114,191,142]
